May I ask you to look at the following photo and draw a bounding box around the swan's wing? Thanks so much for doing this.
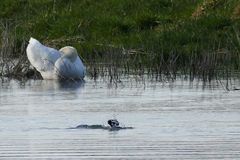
[26,38,61,73]
[54,57,86,79]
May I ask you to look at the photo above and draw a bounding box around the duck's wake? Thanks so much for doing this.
[69,119,133,131]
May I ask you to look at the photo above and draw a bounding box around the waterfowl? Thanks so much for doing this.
[71,119,133,130]
[26,38,86,80]
[108,119,120,128]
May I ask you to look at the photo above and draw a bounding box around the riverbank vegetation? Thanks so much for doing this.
[0,0,240,81]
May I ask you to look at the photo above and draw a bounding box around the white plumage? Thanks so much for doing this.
[26,38,86,80]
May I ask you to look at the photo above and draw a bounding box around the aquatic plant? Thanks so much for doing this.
[232,4,240,19]
[0,0,239,82]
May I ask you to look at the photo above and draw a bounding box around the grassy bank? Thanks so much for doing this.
[0,0,240,81]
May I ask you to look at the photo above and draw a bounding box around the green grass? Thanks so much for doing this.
[1,0,240,80]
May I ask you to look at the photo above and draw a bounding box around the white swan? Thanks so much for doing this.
[26,38,86,80]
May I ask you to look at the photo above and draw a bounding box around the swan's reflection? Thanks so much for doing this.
[27,79,85,92]
[57,79,85,90]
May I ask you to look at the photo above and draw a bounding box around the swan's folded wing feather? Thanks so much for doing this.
[54,57,85,79]
[74,57,86,77]
[26,38,61,72]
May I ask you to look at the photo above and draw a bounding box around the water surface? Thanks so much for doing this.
[0,78,240,159]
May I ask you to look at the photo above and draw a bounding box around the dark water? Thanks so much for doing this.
[0,77,240,159]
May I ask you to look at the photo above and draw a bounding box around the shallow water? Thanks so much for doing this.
[0,77,240,159]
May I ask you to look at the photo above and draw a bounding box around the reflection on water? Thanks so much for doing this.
[26,79,84,91]
[0,77,240,159]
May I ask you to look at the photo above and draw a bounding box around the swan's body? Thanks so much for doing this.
[26,38,85,80]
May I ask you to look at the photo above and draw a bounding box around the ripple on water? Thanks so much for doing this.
[0,78,240,159]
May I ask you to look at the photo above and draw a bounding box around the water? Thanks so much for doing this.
[0,77,240,159]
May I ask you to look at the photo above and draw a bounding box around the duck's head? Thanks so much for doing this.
[59,46,78,62]
[108,119,119,128]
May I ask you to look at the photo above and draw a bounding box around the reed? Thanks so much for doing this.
[0,20,41,80]
[0,0,240,83]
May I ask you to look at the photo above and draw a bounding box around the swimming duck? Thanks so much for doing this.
[108,119,120,128]
[26,38,86,80]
